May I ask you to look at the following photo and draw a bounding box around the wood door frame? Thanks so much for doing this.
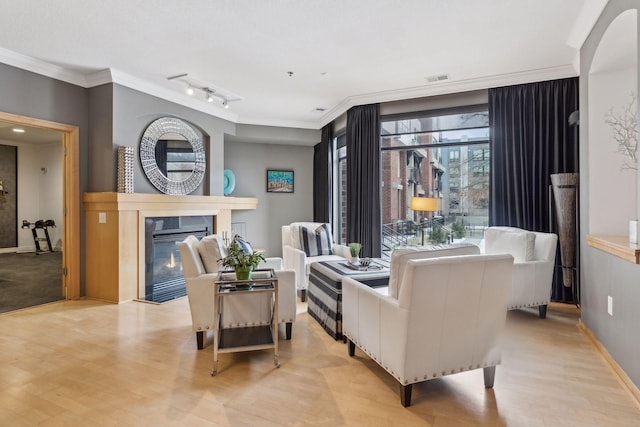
[0,111,80,299]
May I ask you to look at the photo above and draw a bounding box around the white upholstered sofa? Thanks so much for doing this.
[179,235,297,349]
[343,250,514,407]
[282,222,350,301]
[483,226,558,318]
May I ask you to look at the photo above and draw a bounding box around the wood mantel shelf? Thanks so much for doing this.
[587,235,640,264]
[83,192,258,211]
[83,192,258,303]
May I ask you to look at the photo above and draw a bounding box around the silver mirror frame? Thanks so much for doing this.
[140,117,206,195]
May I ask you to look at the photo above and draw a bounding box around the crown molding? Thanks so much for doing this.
[319,64,579,127]
[0,46,579,131]
[0,47,89,87]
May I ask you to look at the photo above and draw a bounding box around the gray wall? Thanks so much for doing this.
[224,140,315,256]
[580,0,640,389]
[87,83,237,195]
[0,62,89,290]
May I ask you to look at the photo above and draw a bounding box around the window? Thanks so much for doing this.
[380,108,489,256]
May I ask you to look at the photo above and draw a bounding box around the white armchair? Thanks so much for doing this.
[483,226,558,318]
[178,235,297,349]
[281,222,350,301]
[343,253,514,407]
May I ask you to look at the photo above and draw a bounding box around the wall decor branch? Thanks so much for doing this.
[604,92,637,171]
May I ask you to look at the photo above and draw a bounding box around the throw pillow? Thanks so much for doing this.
[233,235,254,254]
[197,234,228,273]
[484,227,536,262]
[299,223,333,257]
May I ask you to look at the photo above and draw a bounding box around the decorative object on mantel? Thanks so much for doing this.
[0,179,7,198]
[139,117,206,195]
[117,146,134,193]
[223,169,235,195]
[604,92,637,171]
[550,173,579,289]
[218,239,265,283]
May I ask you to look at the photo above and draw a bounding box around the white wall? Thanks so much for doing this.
[588,66,637,234]
[0,140,63,252]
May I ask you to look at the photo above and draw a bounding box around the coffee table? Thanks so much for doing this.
[307,259,390,341]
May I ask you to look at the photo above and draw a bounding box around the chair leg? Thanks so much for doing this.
[285,322,292,340]
[400,383,412,407]
[196,331,205,350]
[348,339,355,357]
[483,366,496,388]
[300,289,307,302]
[538,304,548,319]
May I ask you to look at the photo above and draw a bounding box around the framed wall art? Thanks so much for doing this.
[266,169,294,193]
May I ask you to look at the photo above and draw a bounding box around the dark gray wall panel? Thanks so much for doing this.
[0,144,17,247]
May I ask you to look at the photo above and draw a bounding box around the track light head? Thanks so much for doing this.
[222,98,229,109]
[185,85,194,96]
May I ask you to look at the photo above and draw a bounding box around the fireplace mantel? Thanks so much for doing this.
[83,192,258,303]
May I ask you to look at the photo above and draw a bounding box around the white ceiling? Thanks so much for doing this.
[0,0,607,130]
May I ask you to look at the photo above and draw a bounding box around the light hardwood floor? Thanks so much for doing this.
[1,299,638,426]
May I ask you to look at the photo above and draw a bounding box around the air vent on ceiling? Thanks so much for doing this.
[426,74,450,83]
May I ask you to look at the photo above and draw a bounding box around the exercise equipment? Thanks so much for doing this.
[22,219,56,254]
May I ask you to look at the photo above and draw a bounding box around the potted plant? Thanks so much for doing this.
[348,242,362,264]
[219,240,266,281]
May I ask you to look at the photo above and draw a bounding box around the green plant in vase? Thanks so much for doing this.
[219,240,265,282]
[348,242,362,264]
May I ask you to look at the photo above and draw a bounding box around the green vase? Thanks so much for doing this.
[235,266,253,281]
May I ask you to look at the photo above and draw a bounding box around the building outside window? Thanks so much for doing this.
[379,109,489,257]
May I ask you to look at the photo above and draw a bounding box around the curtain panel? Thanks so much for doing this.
[313,125,332,223]
[489,77,579,302]
[346,104,381,258]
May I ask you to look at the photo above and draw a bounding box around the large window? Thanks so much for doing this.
[380,109,490,256]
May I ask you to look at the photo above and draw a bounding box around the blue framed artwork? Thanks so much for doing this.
[266,170,294,193]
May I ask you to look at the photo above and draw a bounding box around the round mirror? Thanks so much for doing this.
[140,117,206,195]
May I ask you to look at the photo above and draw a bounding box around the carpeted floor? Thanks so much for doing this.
[0,251,63,313]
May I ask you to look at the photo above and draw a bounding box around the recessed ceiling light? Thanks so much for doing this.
[12,128,25,133]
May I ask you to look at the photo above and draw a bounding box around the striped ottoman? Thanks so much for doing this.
[307,259,390,340]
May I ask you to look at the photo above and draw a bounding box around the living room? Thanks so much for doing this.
[1,1,639,425]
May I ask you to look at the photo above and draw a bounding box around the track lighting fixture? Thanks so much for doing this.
[167,74,239,109]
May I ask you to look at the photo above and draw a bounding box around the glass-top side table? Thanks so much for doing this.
[212,268,280,376]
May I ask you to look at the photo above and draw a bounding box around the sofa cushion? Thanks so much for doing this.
[299,223,333,257]
[484,227,536,262]
[388,244,480,299]
[198,235,227,273]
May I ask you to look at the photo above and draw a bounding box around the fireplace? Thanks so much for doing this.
[144,216,213,303]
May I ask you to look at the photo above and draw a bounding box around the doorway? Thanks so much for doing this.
[0,112,80,311]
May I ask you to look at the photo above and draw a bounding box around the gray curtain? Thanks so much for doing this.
[313,125,332,223]
[346,104,381,258]
[489,77,579,303]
